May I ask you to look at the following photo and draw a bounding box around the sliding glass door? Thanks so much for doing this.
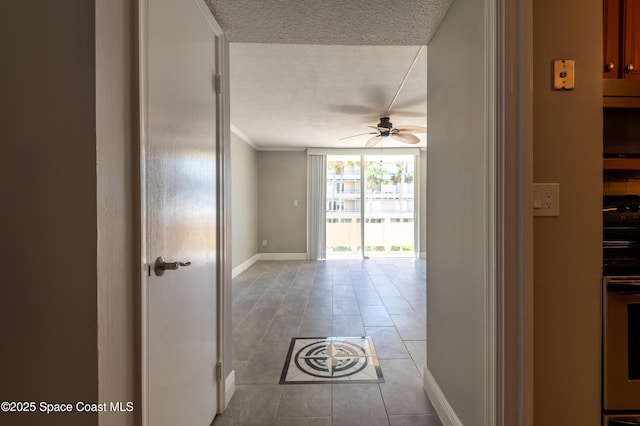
[326,155,361,255]
[326,154,416,258]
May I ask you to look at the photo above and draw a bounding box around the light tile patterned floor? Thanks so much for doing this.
[213,258,442,426]
[280,336,384,384]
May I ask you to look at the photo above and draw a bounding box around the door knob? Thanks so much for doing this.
[154,256,191,276]
[626,63,635,73]
[606,62,615,72]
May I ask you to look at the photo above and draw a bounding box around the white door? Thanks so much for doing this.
[140,0,221,424]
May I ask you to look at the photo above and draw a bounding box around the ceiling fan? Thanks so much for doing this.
[340,116,427,147]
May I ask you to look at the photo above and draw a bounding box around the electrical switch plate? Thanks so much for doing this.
[553,59,575,90]
[262,239,267,246]
[293,199,298,207]
[533,183,560,216]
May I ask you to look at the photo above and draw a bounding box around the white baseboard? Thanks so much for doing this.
[224,370,235,409]
[257,253,308,261]
[424,367,463,426]
[232,254,259,278]
[419,252,427,259]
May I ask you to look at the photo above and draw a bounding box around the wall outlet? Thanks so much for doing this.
[533,183,560,216]
[262,239,267,246]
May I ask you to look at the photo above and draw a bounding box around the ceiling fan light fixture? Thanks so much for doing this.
[378,116,393,135]
[341,115,426,147]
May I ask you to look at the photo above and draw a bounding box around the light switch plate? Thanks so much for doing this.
[553,59,575,90]
[533,183,560,216]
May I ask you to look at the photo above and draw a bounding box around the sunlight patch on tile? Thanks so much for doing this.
[280,336,384,384]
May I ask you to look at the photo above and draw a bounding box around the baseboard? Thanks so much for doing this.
[224,370,235,409]
[424,367,463,426]
[419,251,427,259]
[257,253,308,261]
[232,254,259,278]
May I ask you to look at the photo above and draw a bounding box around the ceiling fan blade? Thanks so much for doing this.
[395,125,427,133]
[365,135,383,148]
[391,132,420,144]
[339,132,378,141]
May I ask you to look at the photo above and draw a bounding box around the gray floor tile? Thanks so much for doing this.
[264,313,303,340]
[275,418,332,426]
[333,314,365,336]
[389,414,443,425]
[390,314,426,340]
[333,298,361,315]
[333,285,357,298]
[228,259,437,425]
[356,291,384,306]
[237,340,291,384]
[212,384,282,425]
[403,340,426,375]
[378,359,424,386]
[297,325,333,337]
[382,297,416,315]
[276,384,331,417]
[332,384,389,425]
[365,327,411,359]
[375,285,403,298]
[380,383,435,415]
[302,305,333,327]
[233,328,267,361]
[360,305,395,327]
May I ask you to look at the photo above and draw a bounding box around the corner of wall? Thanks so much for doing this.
[224,370,235,410]
[232,254,259,278]
[423,368,463,426]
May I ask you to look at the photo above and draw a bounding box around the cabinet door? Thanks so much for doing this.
[605,0,622,78]
[623,0,640,79]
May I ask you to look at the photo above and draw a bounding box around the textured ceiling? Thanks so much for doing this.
[206,0,451,45]
[230,43,428,149]
[206,0,453,149]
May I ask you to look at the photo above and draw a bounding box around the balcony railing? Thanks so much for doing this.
[326,213,415,256]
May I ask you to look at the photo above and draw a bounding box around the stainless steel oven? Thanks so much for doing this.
[604,276,640,412]
[604,415,640,426]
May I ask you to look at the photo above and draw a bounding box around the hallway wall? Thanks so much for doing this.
[532,0,603,423]
[425,0,489,423]
[0,2,99,425]
[419,150,427,258]
[96,0,138,425]
[231,132,259,269]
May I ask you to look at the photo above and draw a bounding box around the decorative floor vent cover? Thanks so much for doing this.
[280,336,384,384]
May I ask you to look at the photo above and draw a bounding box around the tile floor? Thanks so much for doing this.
[213,258,442,426]
[280,336,384,384]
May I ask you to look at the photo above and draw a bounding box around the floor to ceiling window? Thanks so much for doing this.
[326,154,416,258]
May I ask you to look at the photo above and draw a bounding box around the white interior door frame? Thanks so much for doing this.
[497,0,534,424]
[138,0,229,423]
[472,0,534,424]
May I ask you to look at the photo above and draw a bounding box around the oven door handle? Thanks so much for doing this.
[610,421,640,426]
[609,282,640,295]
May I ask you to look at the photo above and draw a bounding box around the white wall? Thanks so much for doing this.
[419,150,427,258]
[425,0,489,423]
[231,132,259,269]
[0,2,99,425]
[96,0,138,425]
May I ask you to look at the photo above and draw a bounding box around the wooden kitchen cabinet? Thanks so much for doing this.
[604,0,640,79]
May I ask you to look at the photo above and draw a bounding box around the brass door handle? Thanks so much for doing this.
[606,62,615,72]
[154,256,191,276]
[626,63,635,73]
